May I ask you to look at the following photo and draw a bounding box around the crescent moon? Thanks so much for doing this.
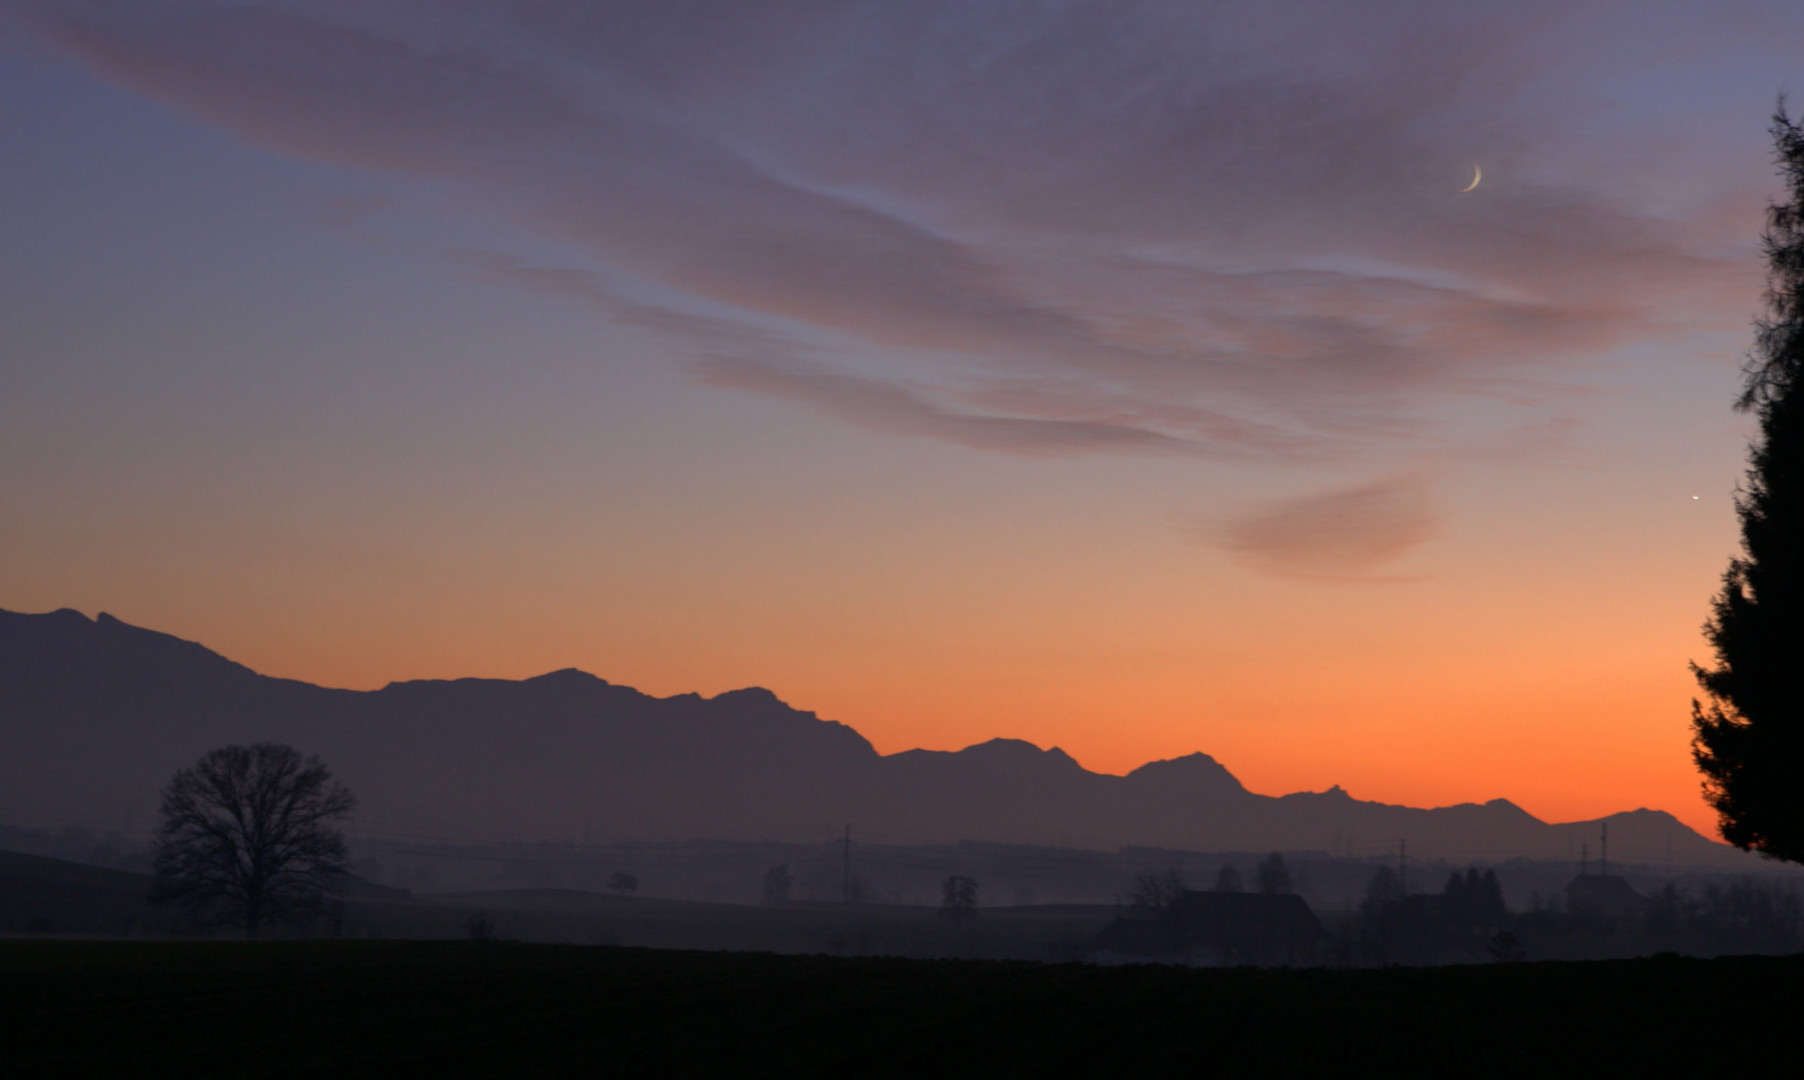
[1460,165,1482,193]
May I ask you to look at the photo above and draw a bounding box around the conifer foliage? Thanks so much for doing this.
[1693,107,1804,862]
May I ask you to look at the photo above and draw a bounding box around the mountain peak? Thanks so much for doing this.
[1483,797,1535,817]
[0,606,259,685]
[708,686,786,709]
[525,668,607,686]
[1124,752,1248,793]
[961,738,1077,763]
[701,687,822,725]
[884,738,1084,775]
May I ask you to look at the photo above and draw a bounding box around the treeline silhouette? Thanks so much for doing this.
[1352,865,1804,965]
[1101,856,1804,966]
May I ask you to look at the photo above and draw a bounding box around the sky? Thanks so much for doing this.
[2,0,1800,837]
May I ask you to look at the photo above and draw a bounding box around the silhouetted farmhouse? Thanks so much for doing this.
[1092,890,1327,966]
[1566,874,1645,921]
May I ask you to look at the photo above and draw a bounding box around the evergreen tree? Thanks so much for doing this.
[1442,870,1470,916]
[1476,869,1505,920]
[1359,865,1403,920]
[1443,868,1505,924]
[1255,852,1293,894]
[1693,106,1804,863]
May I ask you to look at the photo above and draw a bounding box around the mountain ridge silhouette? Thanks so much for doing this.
[0,607,1747,865]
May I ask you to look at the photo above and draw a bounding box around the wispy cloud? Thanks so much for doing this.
[1215,473,1440,581]
[693,357,1197,458]
[13,0,1782,460]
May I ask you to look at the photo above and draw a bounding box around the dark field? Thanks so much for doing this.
[385,889,1115,959]
[4,939,1800,1077]
[0,847,1114,958]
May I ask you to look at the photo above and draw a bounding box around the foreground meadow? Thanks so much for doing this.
[3,939,1798,1077]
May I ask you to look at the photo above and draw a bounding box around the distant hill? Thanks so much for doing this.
[0,607,1753,866]
[0,848,154,935]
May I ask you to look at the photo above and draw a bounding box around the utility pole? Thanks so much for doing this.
[842,823,851,904]
[1398,839,1408,894]
[1601,821,1609,877]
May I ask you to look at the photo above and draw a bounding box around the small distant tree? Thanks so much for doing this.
[1693,106,1804,863]
[465,910,495,941]
[607,871,639,895]
[1360,865,1406,965]
[1486,929,1526,963]
[1478,868,1501,912]
[941,875,978,926]
[1645,882,1688,937]
[1126,868,1188,914]
[1256,852,1293,895]
[150,743,355,937]
[1441,868,1505,925]
[761,864,793,906]
[1214,864,1243,893]
[1359,865,1404,920]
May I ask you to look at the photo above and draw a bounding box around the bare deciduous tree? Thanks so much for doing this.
[150,743,355,937]
[1126,868,1188,914]
[941,875,978,925]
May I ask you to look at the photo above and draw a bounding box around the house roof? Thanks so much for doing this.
[1564,874,1645,913]
[1166,890,1327,935]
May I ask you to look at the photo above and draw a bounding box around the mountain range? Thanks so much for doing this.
[0,607,1752,867]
